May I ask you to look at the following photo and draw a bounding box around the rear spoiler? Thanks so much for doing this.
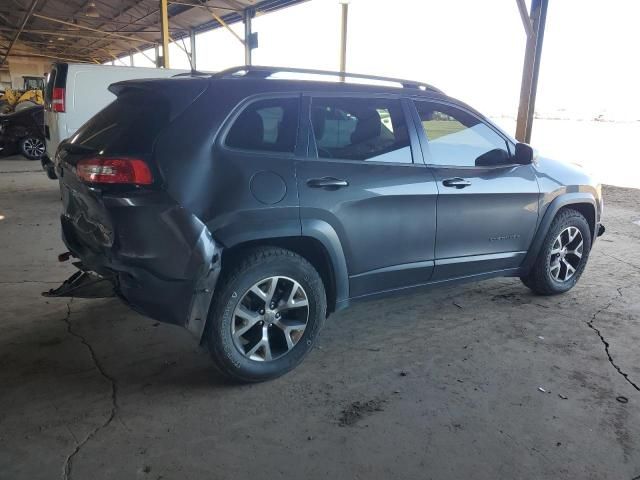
[108,76,209,121]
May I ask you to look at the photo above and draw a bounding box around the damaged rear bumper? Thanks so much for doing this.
[48,189,222,340]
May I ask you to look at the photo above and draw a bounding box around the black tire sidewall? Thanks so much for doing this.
[538,210,592,293]
[45,165,58,180]
[208,252,326,382]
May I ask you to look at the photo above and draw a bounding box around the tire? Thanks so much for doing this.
[45,164,58,180]
[521,208,592,295]
[19,136,46,160]
[206,247,326,383]
[41,155,58,179]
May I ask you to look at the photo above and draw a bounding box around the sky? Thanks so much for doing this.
[123,0,640,122]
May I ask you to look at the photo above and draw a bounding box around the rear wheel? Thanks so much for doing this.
[206,247,326,382]
[19,136,45,160]
[521,208,591,295]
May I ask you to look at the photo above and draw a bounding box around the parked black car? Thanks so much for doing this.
[0,105,46,160]
[48,66,604,382]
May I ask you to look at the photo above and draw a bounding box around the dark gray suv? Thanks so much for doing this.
[48,66,604,382]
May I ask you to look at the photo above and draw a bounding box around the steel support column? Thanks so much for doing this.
[339,1,349,78]
[159,0,170,68]
[243,8,254,65]
[515,0,549,143]
[190,28,197,70]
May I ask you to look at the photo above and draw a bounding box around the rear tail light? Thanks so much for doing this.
[76,157,153,185]
[52,87,65,112]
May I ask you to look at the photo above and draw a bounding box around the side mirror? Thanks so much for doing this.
[475,148,511,167]
[514,143,534,165]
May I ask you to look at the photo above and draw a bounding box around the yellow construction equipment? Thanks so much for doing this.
[0,76,44,114]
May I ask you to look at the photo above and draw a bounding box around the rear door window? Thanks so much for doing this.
[225,97,299,153]
[310,97,412,163]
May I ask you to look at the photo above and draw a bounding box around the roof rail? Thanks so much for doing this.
[214,65,443,94]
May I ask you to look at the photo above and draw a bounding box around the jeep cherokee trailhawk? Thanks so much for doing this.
[47,66,604,382]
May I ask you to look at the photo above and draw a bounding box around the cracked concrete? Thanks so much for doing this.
[587,287,640,393]
[1,157,640,479]
[61,299,119,480]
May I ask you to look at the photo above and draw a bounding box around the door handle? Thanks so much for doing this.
[442,177,472,189]
[306,177,349,189]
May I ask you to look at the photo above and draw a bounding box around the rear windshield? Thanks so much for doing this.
[69,91,170,154]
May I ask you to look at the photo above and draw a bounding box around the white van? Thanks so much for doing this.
[42,63,187,178]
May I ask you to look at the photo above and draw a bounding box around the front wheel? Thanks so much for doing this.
[521,208,592,295]
[19,136,45,160]
[206,247,326,383]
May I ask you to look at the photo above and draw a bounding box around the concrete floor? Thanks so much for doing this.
[1,156,639,480]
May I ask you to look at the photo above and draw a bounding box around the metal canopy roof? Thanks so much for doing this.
[0,0,308,64]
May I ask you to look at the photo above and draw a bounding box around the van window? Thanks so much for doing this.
[225,97,299,153]
[310,97,412,163]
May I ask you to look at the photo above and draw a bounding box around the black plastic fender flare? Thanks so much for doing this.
[301,219,350,310]
[520,192,597,274]
[211,217,350,312]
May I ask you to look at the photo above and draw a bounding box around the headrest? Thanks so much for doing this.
[351,109,381,144]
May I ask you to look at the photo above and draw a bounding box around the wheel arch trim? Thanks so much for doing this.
[521,192,597,273]
[213,218,349,313]
[300,219,349,308]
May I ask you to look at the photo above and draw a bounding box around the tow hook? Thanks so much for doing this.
[43,268,115,298]
[58,251,73,262]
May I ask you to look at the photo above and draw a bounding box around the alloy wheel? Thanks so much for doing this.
[549,226,583,282]
[231,276,309,362]
[23,137,45,158]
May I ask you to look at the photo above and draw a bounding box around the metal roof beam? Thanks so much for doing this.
[515,0,534,38]
[31,11,159,63]
[168,2,240,12]
[8,50,92,63]
[32,13,152,43]
[1,0,39,65]
[0,26,179,36]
